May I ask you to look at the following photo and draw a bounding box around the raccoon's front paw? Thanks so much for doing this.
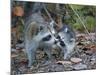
[27,60,37,68]
[27,63,32,68]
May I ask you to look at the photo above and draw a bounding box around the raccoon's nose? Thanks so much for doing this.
[54,40,58,44]
[40,26,43,30]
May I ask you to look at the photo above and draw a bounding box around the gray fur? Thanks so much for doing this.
[24,13,76,67]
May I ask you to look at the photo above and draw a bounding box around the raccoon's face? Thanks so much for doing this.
[55,27,75,49]
[59,27,75,42]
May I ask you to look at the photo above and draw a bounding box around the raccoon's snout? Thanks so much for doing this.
[40,26,43,31]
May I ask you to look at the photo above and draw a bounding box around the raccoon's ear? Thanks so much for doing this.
[64,28,68,32]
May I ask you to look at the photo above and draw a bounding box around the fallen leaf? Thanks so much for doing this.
[85,50,93,55]
[83,44,96,52]
[19,58,28,65]
[90,44,96,52]
[73,63,87,70]
[56,61,72,65]
[13,6,24,17]
[70,57,82,63]
[11,54,18,58]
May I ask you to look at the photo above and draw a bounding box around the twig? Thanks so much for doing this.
[69,5,94,43]
[43,4,59,26]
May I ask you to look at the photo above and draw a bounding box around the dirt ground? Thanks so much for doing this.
[11,33,96,75]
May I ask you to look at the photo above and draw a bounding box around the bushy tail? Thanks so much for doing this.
[24,13,46,49]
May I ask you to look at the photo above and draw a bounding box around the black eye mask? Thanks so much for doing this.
[42,35,52,41]
[56,35,61,39]
[56,35,66,47]
[60,40,65,47]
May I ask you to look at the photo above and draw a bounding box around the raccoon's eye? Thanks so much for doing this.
[42,35,52,41]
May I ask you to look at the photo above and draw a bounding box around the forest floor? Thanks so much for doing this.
[11,33,96,75]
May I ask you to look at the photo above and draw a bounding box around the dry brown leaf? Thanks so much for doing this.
[11,54,18,58]
[13,6,24,17]
[70,57,82,63]
[56,61,72,65]
[83,44,96,52]
[19,59,28,65]
[90,44,96,52]
[77,35,86,41]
